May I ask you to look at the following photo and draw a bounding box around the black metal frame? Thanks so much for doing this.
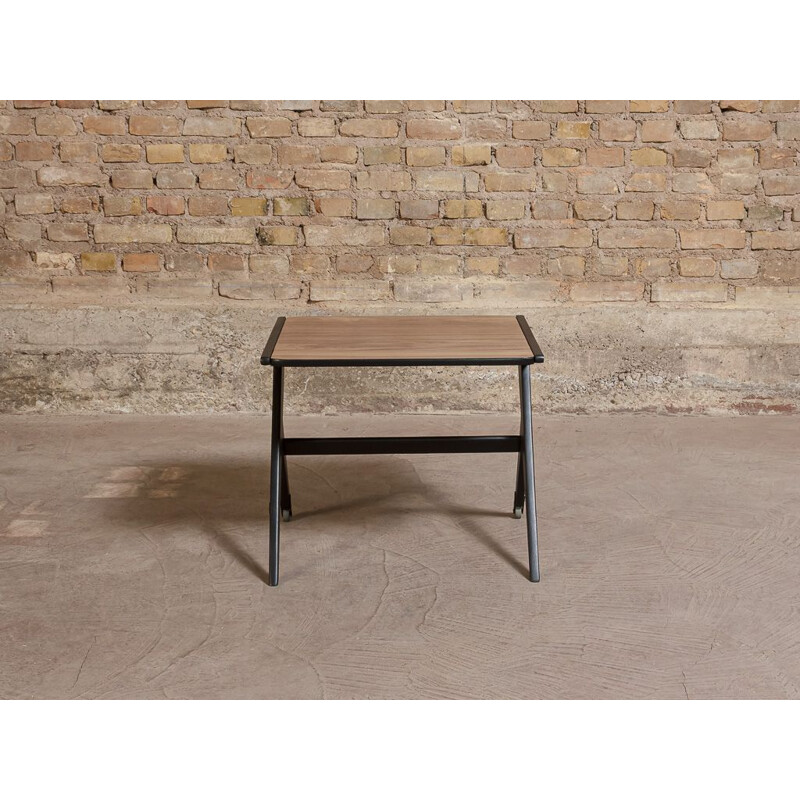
[262,315,543,586]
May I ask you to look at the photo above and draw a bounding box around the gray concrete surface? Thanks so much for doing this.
[1,413,798,699]
[2,302,799,414]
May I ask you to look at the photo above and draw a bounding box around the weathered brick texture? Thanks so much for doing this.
[1,99,799,309]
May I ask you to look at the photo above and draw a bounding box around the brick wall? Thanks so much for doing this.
[1,100,798,413]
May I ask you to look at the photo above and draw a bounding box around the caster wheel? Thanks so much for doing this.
[512,506,523,519]
[282,509,292,522]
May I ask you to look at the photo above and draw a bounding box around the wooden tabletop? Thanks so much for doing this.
[262,315,543,366]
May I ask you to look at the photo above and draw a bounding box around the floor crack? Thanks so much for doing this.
[71,635,97,691]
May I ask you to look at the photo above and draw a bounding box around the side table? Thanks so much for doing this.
[260,315,544,586]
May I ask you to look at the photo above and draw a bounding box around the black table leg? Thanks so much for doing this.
[269,365,284,586]
[519,364,540,582]
[280,415,292,522]
[513,418,525,519]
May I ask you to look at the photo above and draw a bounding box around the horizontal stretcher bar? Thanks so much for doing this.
[283,435,522,456]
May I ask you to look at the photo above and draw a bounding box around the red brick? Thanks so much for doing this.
[557,120,591,138]
[208,253,247,271]
[320,145,358,163]
[617,199,654,220]
[246,170,294,189]
[339,119,399,138]
[183,117,240,137]
[585,100,627,113]
[94,223,172,243]
[680,230,747,249]
[407,101,445,112]
[103,196,143,216]
[111,170,153,189]
[495,147,535,168]
[188,196,229,216]
[514,229,593,248]
[156,170,195,189]
[129,116,181,136]
[574,200,613,220]
[599,120,636,141]
[315,197,352,217]
[533,200,570,220]
[57,100,95,109]
[38,166,106,186]
[4,220,41,240]
[673,148,712,168]
[720,100,759,112]
[147,196,185,215]
[466,117,506,139]
[537,101,579,113]
[599,228,675,248]
[542,147,580,167]
[198,170,239,190]
[624,172,666,192]
[505,256,543,275]
[512,121,550,140]
[452,145,492,165]
[81,252,117,271]
[400,199,438,219]
[231,197,267,216]
[247,117,293,138]
[679,257,716,277]
[0,115,34,135]
[760,148,795,170]
[146,144,184,164]
[586,147,624,167]
[298,118,336,137]
[122,253,161,272]
[233,144,273,164]
[83,116,126,135]
[406,119,461,139]
[295,169,351,190]
[0,251,33,269]
[15,193,55,214]
[101,143,141,163]
[630,100,668,113]
[35,115,77,136]
[674,100,712,114]
[661,200,701,221]
[98,101,137,110]
[723,119,773,141]
[365,100,406,114]
[16,141,52,161]
[640,120,675,142]
[60,141,98,162]
[47,223,88,241]
[751,231,800,250]
[484,172,534,192]
[190,144,229,163]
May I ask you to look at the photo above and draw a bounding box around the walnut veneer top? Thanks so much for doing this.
[266,315,540,366]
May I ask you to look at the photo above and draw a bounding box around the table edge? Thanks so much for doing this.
[516,315,545,364]
[260,316,287,365]
[260,314,545,366]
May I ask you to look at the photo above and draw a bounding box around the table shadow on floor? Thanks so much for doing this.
[97,457,528,583]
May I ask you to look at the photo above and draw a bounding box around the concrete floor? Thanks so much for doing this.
[1,413,798,699]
